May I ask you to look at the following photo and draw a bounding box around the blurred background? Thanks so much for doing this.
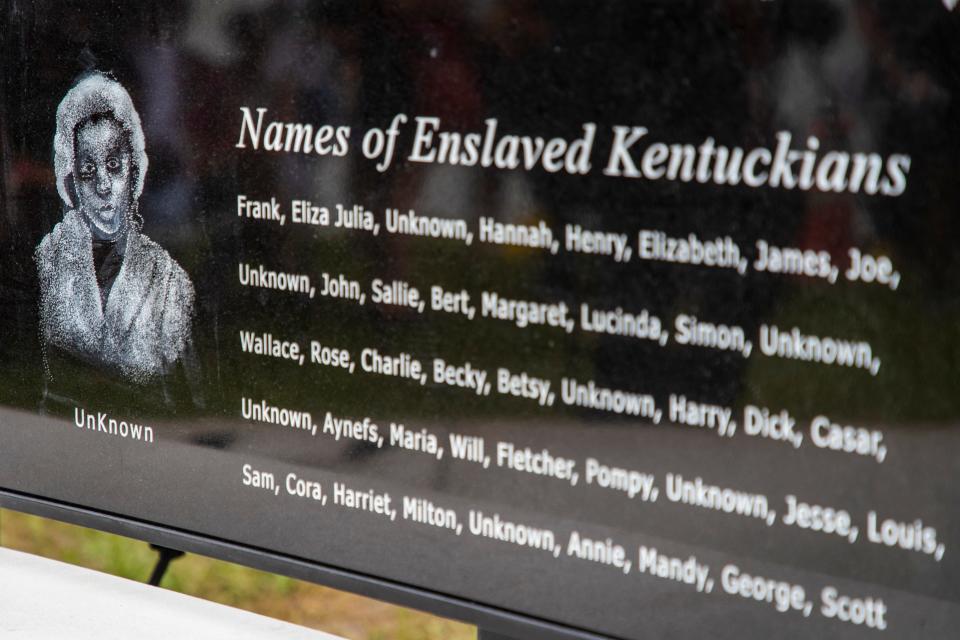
[0,509,475,640]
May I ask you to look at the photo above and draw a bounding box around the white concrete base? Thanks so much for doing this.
[0,547,344,639]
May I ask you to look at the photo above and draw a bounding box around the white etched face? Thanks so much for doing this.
[74,117,132,241]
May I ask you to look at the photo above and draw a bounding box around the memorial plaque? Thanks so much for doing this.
[1,2,959,638]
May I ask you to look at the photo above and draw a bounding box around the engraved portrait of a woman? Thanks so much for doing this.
[35,72,196,389]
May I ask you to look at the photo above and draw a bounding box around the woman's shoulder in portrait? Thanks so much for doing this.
[35,209,87,275]
[128,230,196,327]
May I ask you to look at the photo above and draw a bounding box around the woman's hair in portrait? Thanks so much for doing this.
[53,71,148,211]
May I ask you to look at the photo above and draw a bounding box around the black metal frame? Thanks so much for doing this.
[0,489,615,640]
